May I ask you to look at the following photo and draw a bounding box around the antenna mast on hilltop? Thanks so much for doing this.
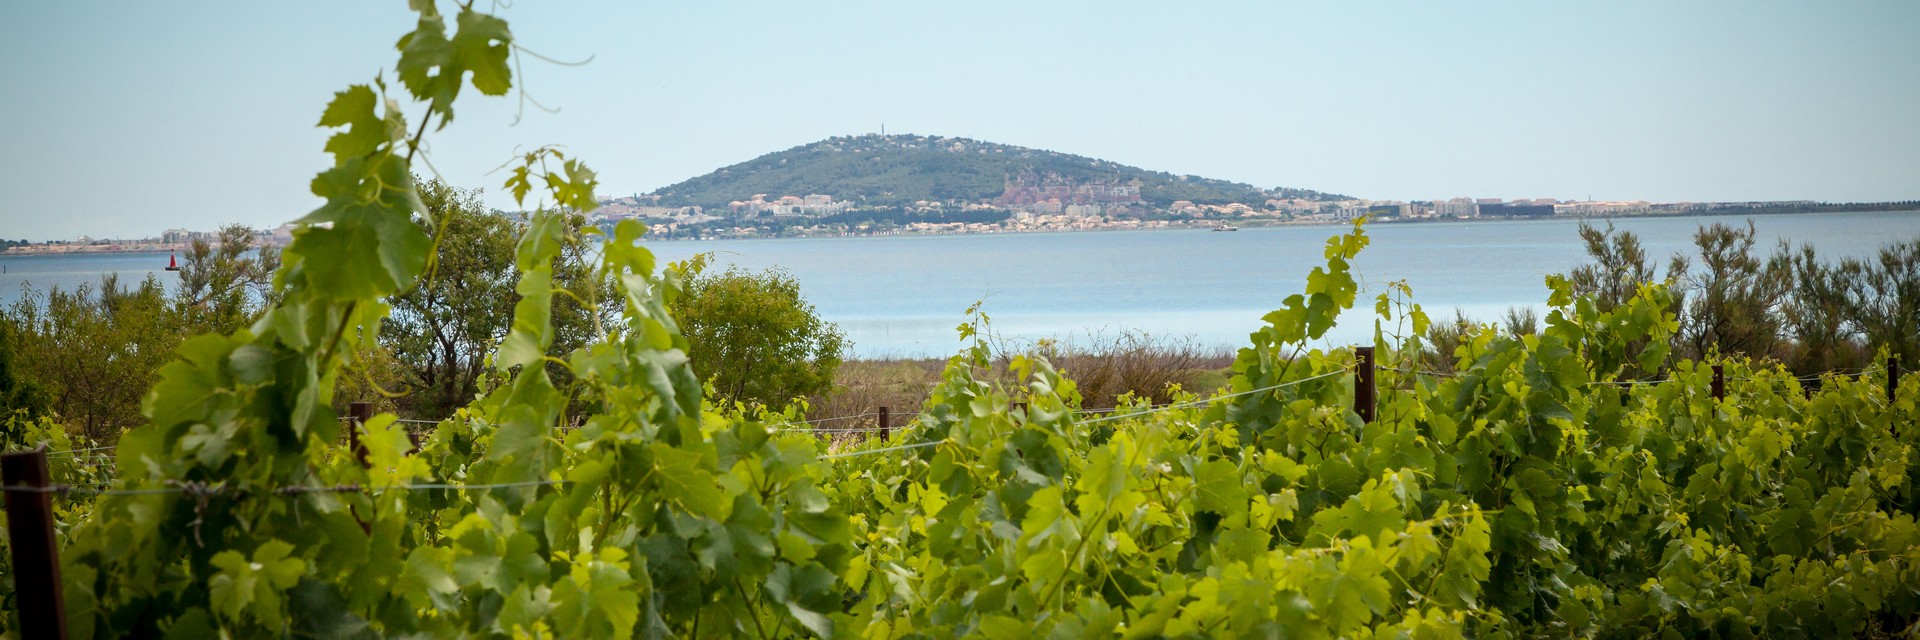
[881,122,885,136]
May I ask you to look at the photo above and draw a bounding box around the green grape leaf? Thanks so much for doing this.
[764,564,839,638]
[317,85,387,162]
[208,540,306,625]
[1193,459,1249,521]
[452,10,513,96]
[649,442,729,520]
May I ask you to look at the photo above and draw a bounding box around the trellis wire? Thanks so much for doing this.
[825,368,1353,460]
[1077,368,1350,426]
[0,478,567,497]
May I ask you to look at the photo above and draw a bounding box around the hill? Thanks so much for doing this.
[646,134,1348,209]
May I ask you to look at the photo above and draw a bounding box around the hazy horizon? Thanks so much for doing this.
[2,1,1917,242]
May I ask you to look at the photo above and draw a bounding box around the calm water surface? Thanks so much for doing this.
[0,252,184,302]
[6,211,1916,357]
[645,211,1919,356]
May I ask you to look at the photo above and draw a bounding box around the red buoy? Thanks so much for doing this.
[165,253,180,272]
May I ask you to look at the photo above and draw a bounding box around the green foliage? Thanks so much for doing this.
[1844,238,1920,366]
[0,320,50,423]
[1554,219,1920,376]
[53,4,518,636]
[0,414,110,631]
[1671,221,1792,360]
[7,6,1918,639]
[380,177,613,419]
[1778,241,1866,374]
[381,178,516,416]
[649,133,1346,210]
[4,276,178,442]
[173,223,281,336]
[1568,221,1670,313]
[672,263,846,411]
[3,223,283,444]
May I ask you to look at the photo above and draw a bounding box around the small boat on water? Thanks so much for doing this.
[164,253,180,272]
[1213,224,1239,232]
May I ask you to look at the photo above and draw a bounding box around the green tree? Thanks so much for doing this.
[380,179,519,417]
[2,223,275,443]
[1776,241,1867,374]
[1421,307,1476,371]
[1671,221,1792,360]
[1501,305,1538,336]
[0,318,50,427]
[1566,221,1681,376]
[672,262,845,409]
[1567,221,1666,312]
[173,223,281,335]
[5,275,175,442]
[1842,238,1920,366]
[378,178,613,419]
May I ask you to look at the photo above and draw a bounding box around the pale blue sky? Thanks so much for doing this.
[1,1,1915,241]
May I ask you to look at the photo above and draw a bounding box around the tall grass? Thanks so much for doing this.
[802,358,944,444]
[800,331,1234,443]
[1030,331,1233,409]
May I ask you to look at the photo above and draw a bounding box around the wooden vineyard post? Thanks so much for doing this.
[1712,365,1726,401]
[878,406,891,442]
[1893,357,1905,438]
[1890,356,1902,404]
[1354,346,1376,424]
[2,447,69,640]
[348,402,372,467]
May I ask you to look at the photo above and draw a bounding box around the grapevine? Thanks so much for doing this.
[0,5,1913,639]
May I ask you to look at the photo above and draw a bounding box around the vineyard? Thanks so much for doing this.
[3,4,1918,639]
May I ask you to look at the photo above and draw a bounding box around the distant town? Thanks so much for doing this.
[587,187,1918,241]
[5,190,1915,254]
[1,226,296,255]
[8,133,1915,252]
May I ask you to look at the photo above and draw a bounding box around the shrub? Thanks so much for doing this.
[1029,330,1231,409]
[672,264,846,410]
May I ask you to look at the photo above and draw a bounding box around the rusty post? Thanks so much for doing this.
[1890,356,1902,404]
[3,447,69,640]
[878,406,891,441]
[1711,365,1725,401]
[348,402,372,467]
[1354,346,1376,423]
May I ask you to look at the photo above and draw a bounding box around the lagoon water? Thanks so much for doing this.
[646,211,1918,357]
[6,210,1916,357]
[1,252,188,302]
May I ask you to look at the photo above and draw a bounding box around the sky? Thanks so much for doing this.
[1,1,1916,242]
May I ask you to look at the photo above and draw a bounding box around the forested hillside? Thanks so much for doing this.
[647,134,1348,208]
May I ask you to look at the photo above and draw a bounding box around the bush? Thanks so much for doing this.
[1671,221,1792,360]
[1422,307,1476,372]
[1845,238,1920,366]
[1028,330,1232,409]
[4,276,176,443]
[0,320,50,426]
[672,263,846,410]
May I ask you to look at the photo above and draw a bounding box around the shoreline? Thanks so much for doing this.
[1,244,187,257]
[7,207,1914,254]
[632,206,1917,243]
